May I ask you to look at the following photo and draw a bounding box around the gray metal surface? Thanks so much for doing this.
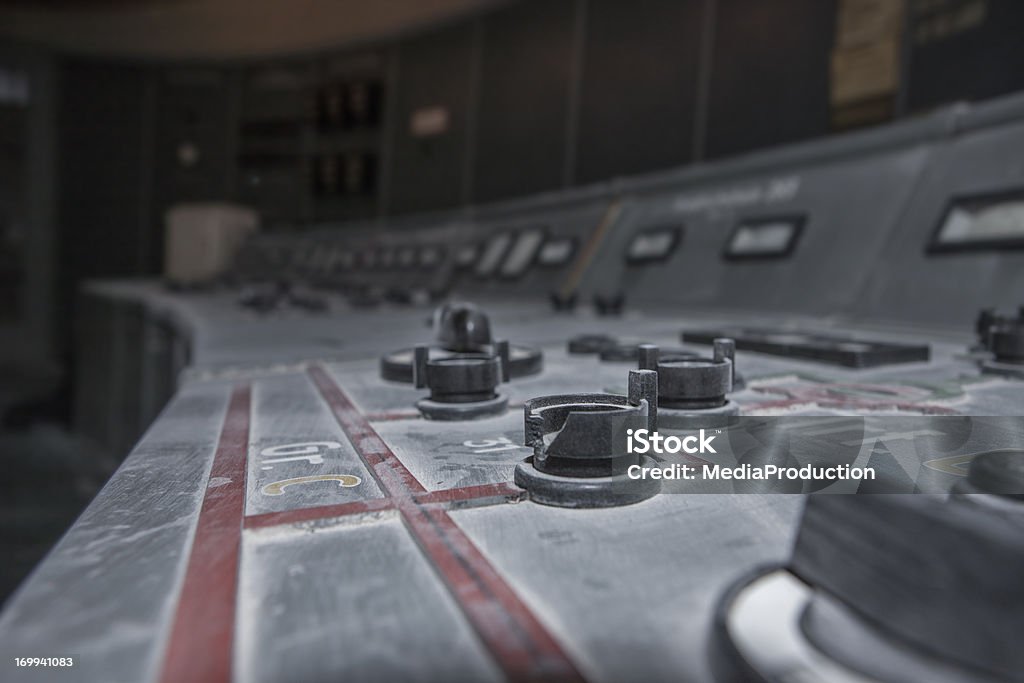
[236,516,503,683]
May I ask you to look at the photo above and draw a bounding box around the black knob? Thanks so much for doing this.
[965,450,1024,499]
[990,322,1024,364]
[593,292,625,316]
[413,340,509,403]
[549,291,578,312]
[412,341,510,420]
[433,302,492,352]
[788,496,1024,682]
[638,340,735,409]
[514,369,661,508]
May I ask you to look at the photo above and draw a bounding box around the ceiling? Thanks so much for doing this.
[0,0,502,60]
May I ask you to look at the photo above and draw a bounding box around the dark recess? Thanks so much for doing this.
[473,0,575,202]
[387,22,475,215]
[576,0,704,184]
[704,0,836,160]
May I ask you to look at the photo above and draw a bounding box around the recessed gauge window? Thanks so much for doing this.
[626,226,682,264]
[929,190,1024,252]
[419,246,442,269]
[499,229,546,278]
[455,244,478,269]
[538,237,576,267]
[397,247,417,268]
[724,216,805,260]
[475,233,512,278]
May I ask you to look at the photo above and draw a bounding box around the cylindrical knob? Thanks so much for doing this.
[639,342,735,409]
[789,495,1024,681]
[990,322,1024,363]
[413,341,510,404]
[523,369,657,478]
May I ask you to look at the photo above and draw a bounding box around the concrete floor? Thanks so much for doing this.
[0,371,117,605]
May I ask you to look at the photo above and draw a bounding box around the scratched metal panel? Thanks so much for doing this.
[246,372,385,516]
[451,494,804,682]
[235,515,503,683]
[374,411,529,491]
[0,379,233,683]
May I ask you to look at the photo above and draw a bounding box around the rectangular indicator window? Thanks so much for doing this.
[475,233,512,277]
[499,229,546,278]
[419,246,442,268]
[929,191,1024,252]
[626,226,681,264]
[397,247,417,268]
[538,237,576,266]
[724,216,805,260]
[454,244,478,268]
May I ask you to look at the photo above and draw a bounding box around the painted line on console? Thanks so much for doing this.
[308,365,588,682]
[402,502,586,682]
[309,365,427,494]
[415,482,527,507]
[243,482,525,530]
[160,383,251,683]
[244,497,396,530]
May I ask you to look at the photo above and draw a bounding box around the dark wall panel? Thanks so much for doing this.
[908,0,1024,112]
[705,0,836,160]
[153,68,235,267]
[576,0,704,184]
[57,61,153,351]
[387,23,475,215]
[473,0,575,203]
[154,69,233,204]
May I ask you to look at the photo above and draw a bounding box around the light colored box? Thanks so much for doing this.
[164,203,259,285]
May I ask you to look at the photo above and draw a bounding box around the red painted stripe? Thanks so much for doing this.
[308,365,427,494]
[160,384,251,683]
[415,482,526,506]
[401,503,587,682]
[308,365,587,682]
[244,497,395,530]
[242,484,520,531]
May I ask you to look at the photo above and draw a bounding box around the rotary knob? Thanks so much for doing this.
[637,340,739,419]
[412,341,509,420]
[513,369,661,507]
[989,321,1024,364]
[712,495,1024,683]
